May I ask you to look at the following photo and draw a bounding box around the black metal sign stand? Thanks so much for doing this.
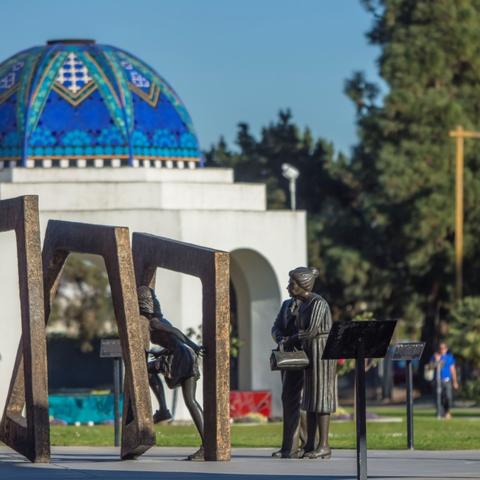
[355,338,367,478]
[100,338,123,447]
[323,320,397,480]
[392,342,425,450]
[406,359,413,449]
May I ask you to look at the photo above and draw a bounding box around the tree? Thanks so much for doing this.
[206,110,368,319]
[448,296,480,371]
[345,0,480,346]
[448,296,480,398]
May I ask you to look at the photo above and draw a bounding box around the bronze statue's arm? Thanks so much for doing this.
[297,299,330,340]
[150,318,203,353]
[271,301,289,344]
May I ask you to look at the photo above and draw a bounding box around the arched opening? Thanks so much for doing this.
[230,249,282,413]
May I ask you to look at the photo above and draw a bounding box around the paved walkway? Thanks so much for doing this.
[1,446,479,479]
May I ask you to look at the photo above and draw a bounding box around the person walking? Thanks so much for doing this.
[430,341,459,419]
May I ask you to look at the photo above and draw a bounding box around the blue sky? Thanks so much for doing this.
[0,0,382,156]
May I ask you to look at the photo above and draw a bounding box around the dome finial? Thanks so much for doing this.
[47,39,96,45]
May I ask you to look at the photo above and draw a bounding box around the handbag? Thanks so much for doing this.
[270,343,309,371]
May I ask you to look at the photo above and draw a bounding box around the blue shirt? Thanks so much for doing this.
[431,352,455,381]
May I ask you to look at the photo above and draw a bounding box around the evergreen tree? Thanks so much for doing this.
[207,0,480,351]
[346,0,480,344]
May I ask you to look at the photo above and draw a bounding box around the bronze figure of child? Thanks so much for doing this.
[137,285,205,461]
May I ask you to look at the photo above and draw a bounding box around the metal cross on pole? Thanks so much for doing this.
[448,125,480,300]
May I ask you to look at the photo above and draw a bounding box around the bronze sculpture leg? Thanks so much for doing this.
[182,376,205,440]
[147,363,172,423]
[318,414,330,450]
[181,376,205,461]
[304,412,317,452]
[280,369,303,457]
[303,412,331,459]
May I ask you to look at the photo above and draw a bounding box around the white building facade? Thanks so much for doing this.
[0,167,306,419]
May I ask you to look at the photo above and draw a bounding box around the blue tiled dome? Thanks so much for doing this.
[0,40,201,169]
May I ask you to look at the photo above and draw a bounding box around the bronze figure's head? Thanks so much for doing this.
[287,266,319,299]
[137,285,161,317]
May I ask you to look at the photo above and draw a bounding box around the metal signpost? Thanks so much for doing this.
[100,339,123,447]
[392,342,425,450]
[323,320,397,480]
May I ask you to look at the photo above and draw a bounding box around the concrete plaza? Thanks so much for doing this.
[1,446,479,479]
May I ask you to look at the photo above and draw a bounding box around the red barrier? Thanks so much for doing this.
[229,390,272,418]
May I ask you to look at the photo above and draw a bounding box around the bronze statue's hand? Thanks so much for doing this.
[148,349,163,358]
[284,334,299,349]
[297,330,308,340]
[195,345,206,357]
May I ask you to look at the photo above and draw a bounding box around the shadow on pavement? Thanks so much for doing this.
[0,464,356,480]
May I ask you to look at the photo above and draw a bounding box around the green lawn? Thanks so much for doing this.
[49,406,480,450]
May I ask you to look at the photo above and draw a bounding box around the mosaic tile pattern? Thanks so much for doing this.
[56,53,92,93]
[0,41,201,168]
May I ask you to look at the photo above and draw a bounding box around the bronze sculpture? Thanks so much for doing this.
[0,196,50,463]
[272,267,336,460]
[132,232,231,461]
[137,285,206,461]
[2,211,230,463]
[147,353,173,424]
[2,216,156,462]
[271,286,304,458]
[287,267,336,459]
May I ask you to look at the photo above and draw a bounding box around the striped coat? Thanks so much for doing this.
[297,293,337,413]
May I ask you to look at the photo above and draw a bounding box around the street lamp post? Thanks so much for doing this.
[281,163,299,211]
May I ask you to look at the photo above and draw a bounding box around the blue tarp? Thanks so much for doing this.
[49,394,123,424]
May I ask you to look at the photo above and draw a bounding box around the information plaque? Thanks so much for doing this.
[392,342,425,361]
[392,341,425,449]
[323,320,397,480]
[100,338,122,358]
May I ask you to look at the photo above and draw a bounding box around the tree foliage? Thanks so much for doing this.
[345,0,480,343]
[206,110,367,319]
[48,255,116,352]
[46,1,480,359]
[448,296,480,370]
[207,1,480,352]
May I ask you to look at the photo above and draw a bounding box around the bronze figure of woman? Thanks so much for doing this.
[285,267,337,459]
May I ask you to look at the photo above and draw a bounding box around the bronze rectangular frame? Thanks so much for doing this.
[41,220,155,459]
[0,195,50,462]
[6,219,156,460]
[132,232,231,461]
